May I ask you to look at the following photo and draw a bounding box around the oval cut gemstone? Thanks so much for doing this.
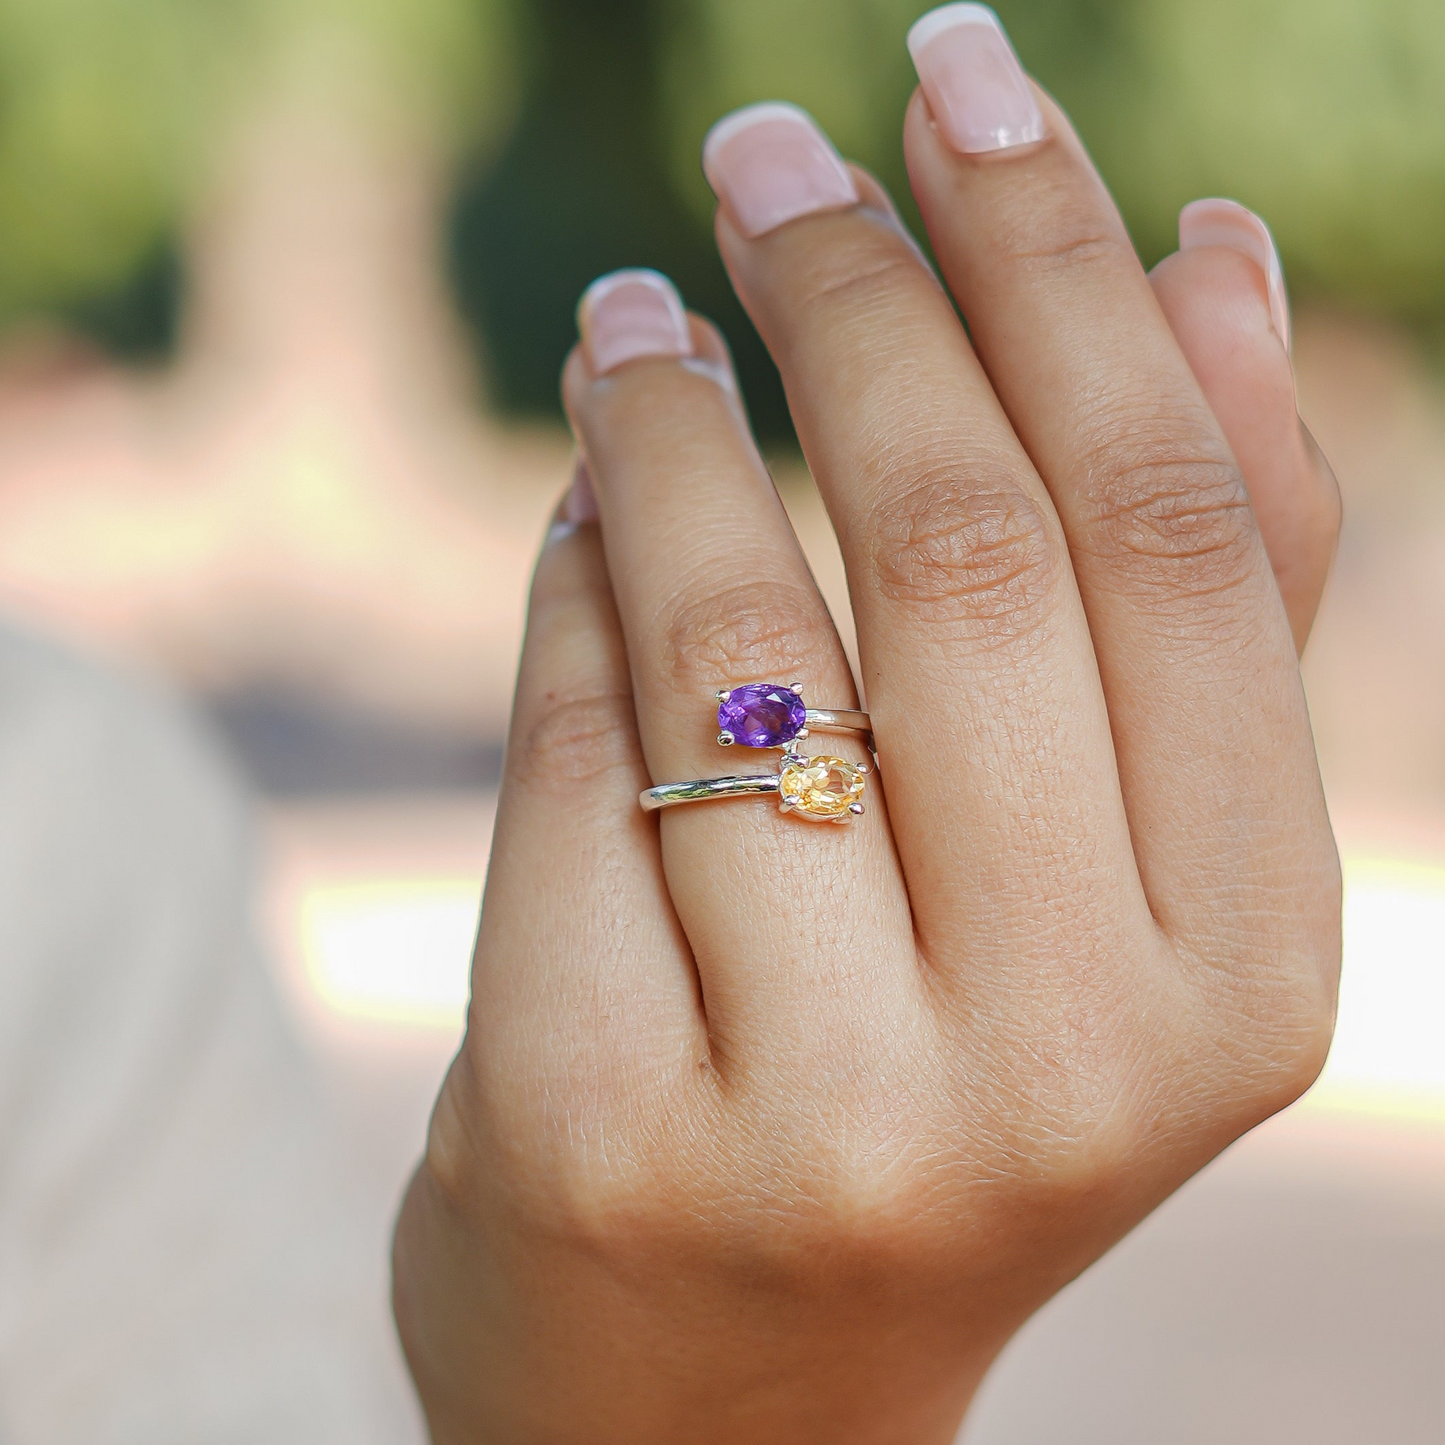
[717,683,806,748]
[778,755,866,820]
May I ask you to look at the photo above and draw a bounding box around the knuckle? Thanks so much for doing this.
[1081,447,1258,601]
[1228,959,1341,1117]
[420,1054,490,1218]
[794,247,922,319]
[869,469,1062,638]
[664,579,836,685]
[777,219,924,321]
[594,360,734,443]
[993,190,1131,276]
[514,691,640,789]
[1274,988,1338,1100]
[1023,1115,1140,1204]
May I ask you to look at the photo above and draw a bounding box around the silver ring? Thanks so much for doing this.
[640,752,867,823]
[639,683,872,825]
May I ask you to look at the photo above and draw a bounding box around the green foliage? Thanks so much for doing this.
[0,0,238,320]
[657,0,1445,316]
[253,0,518,143]
[0,0,515,326]
[658,0,924,209]
[1080,0,1445,311]
[2,0,1442,390]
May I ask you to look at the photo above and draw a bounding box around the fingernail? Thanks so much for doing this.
[906,4,1045,155]
[563,457,599,524]
[1179,198,1291,352]
[579,269,693,375]
[703,102,859,240]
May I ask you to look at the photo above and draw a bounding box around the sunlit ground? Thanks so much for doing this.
[1316,852,1445,1122]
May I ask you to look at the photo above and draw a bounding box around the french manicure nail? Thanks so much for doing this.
[907,4,1045,155]
[1179,198,1291,352]
[703,102,860,240]
[579,269,693,375]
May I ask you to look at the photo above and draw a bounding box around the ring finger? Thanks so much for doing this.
[562,269,916,1060]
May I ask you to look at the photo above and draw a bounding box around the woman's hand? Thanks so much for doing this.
[393,8,1341,1442]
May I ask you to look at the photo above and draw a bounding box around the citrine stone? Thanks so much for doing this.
[778,754,866,820]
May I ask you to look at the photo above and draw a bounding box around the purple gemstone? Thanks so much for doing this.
[717,683,806,748]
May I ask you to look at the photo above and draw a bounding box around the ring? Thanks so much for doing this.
[713,682,872,751]
[640,752,868,823]
[639,683,872,825]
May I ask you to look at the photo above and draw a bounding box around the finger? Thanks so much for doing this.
[702,104,1138,978]
[1151,200,1341,651]
[563,269,915,1058]
[903,7,1335,962]
[465,475,704,1079]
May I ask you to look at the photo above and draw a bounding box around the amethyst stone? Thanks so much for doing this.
[717,683,806,748]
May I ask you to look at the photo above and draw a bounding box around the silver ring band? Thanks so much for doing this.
[639,774,780,812]
[642,685,872,824]
[802,707,872,745]
[640,752,868,824]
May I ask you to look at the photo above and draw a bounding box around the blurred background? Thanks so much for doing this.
[0,0,1441,1439]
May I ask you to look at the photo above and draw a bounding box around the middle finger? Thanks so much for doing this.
[703,105,1141,978]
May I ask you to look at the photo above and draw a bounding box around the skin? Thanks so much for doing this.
[392,80,1342,1445]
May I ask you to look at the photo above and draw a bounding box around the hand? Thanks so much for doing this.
[393,10,1341,1442]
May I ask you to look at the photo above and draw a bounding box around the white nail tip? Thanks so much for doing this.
[907,2,1005,59]
[703,102,829,166]
[1178,198,1290,350]
[579,268,687,333]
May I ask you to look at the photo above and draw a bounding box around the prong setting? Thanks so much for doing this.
[689,685,873,825]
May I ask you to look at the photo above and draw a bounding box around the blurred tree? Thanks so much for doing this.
[448,0,795,436]
[0,0,515,351]
[0,0,240,341]
[657,0,1445,313]
[1,0,1441,420]
[1076,0,1445,311]
[457,0,1445,436]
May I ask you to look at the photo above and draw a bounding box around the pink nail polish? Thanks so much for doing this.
[1179,198,1291,352]
[579,269,693,375]
[907,4,1045,155]
[702,102,860,240]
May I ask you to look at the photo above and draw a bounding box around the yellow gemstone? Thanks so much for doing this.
[778,754,866,821]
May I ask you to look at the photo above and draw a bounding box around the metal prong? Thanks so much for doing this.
[795,727,809,740]
[717,732,735,746]
[778,799,795,813]
[715,689,730,702]
[848,801,865,815]
[790,680,804,694]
